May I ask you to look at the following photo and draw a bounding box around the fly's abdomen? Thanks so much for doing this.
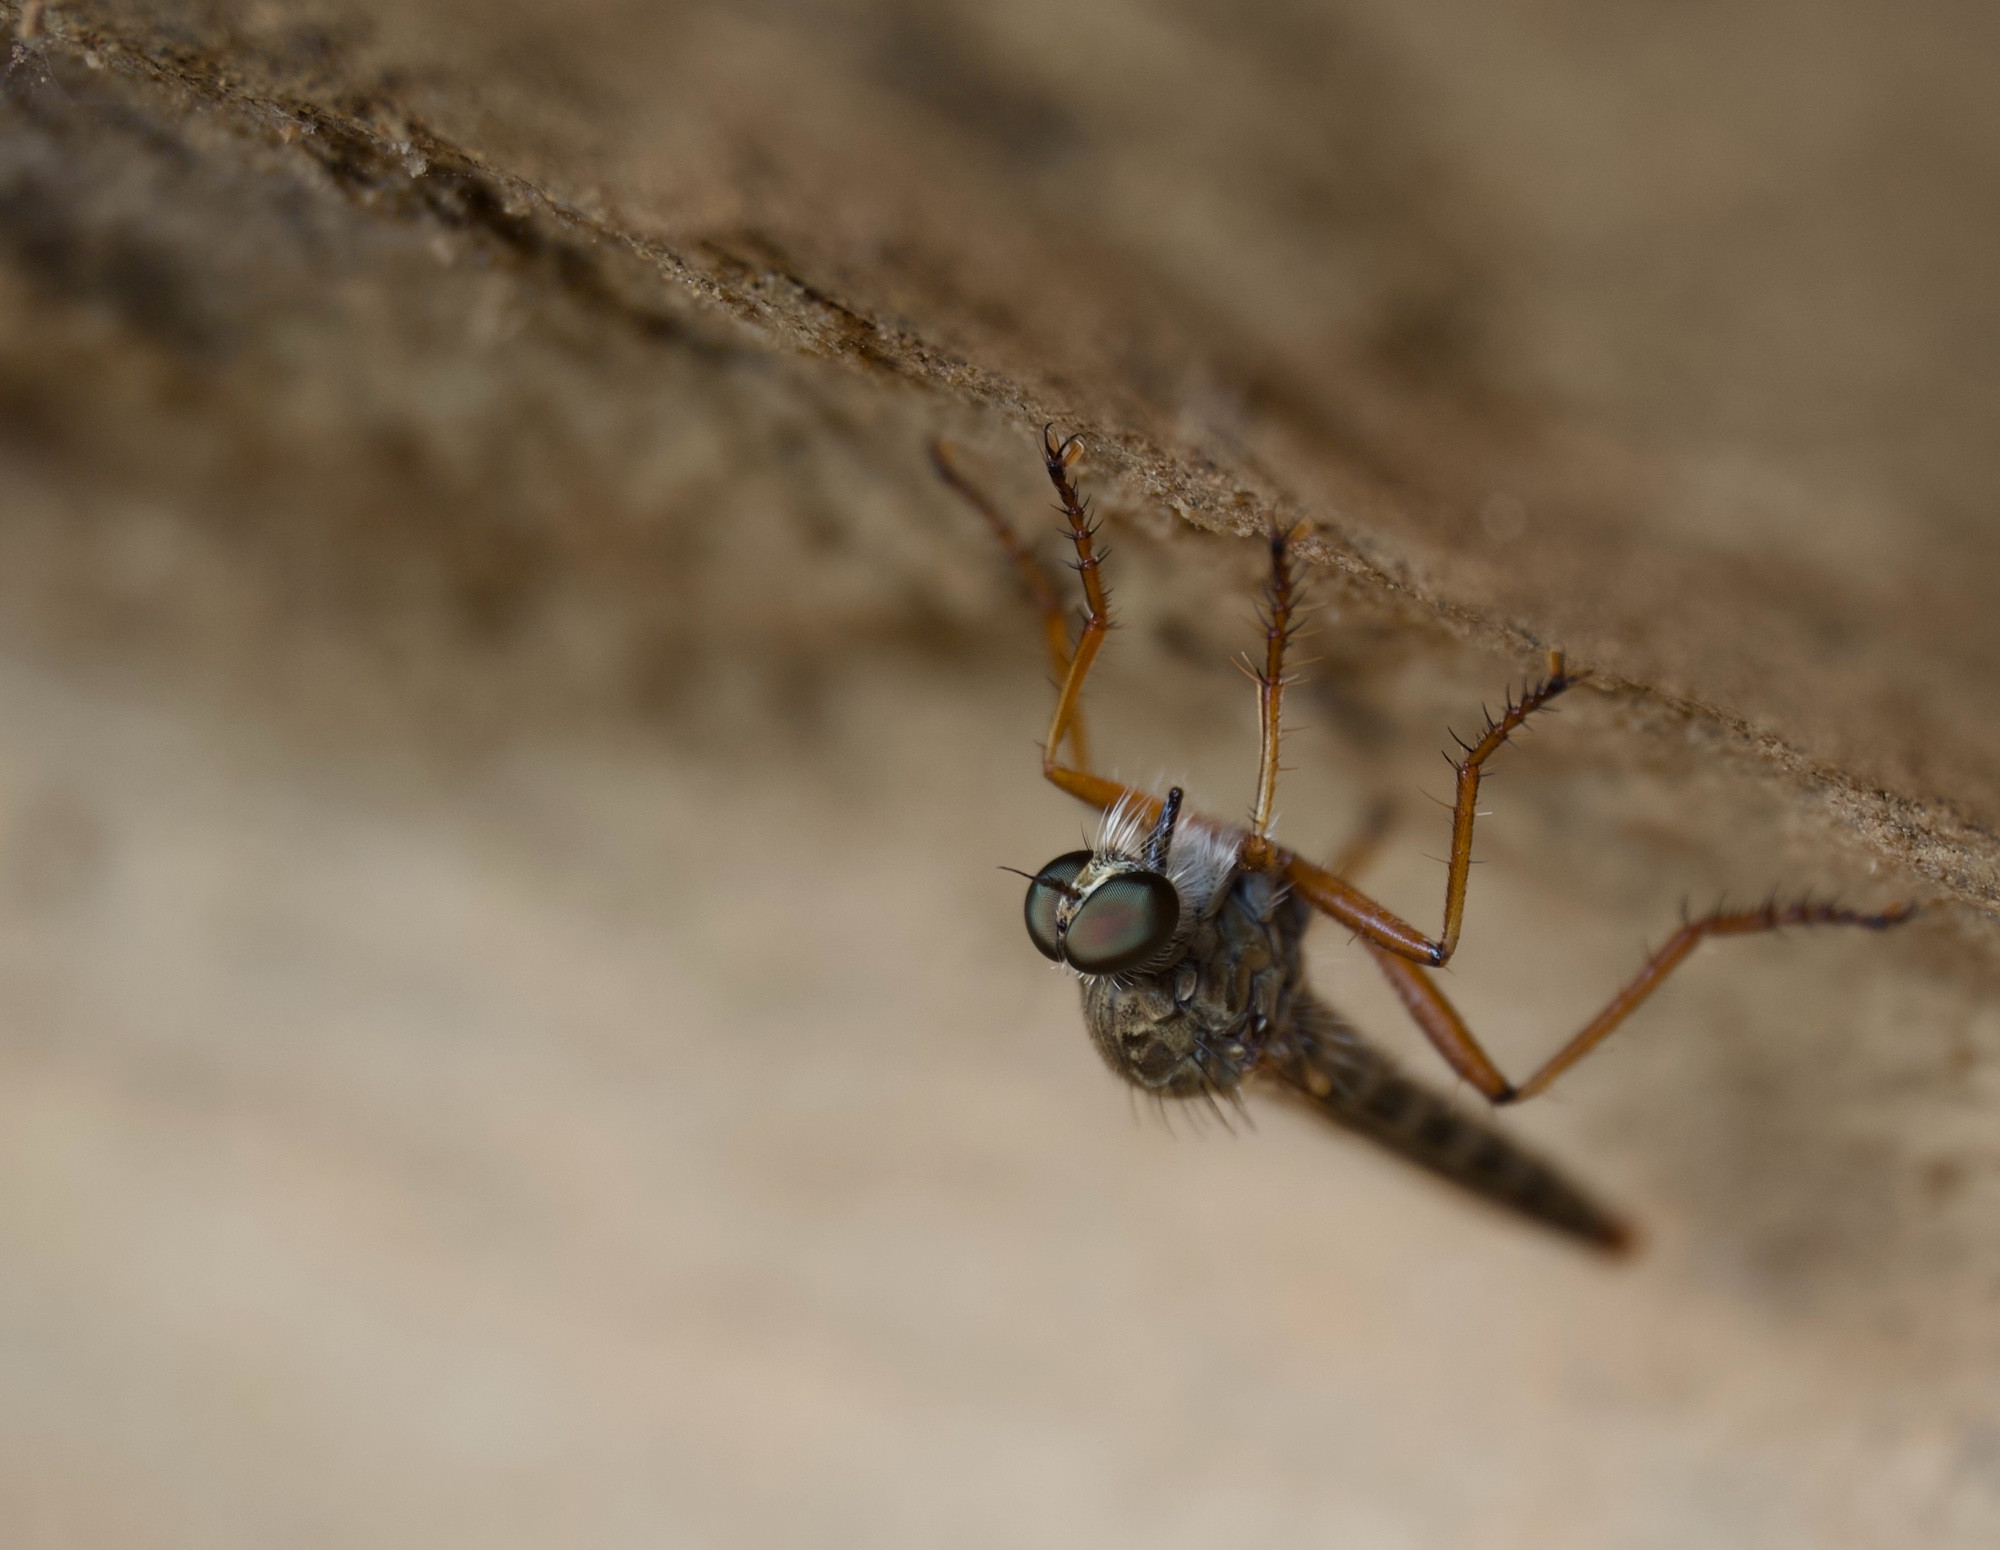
[1265,994,1632,1253]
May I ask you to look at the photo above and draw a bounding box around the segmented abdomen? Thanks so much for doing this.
[1262,993,1632,1253]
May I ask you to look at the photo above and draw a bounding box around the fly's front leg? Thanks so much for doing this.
[930,438,1089,769]
[930,430,1155,822]
[1365,898,1917,1103]
[1035,425,1127,811]
[1246,526,1303,847]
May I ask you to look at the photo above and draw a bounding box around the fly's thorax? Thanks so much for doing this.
[1081,866,1307,1097]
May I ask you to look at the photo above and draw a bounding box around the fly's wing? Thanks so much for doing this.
[1262,992,1633,1253]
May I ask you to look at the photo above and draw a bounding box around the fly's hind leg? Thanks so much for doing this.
[1279,649,1918,1097]
[1364,897,1918,1103]
[930,430,1157,821]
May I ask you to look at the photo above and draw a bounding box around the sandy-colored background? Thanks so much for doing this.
[2,2,1999,1544]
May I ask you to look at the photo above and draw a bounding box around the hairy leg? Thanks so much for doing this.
[931,429,1151,820]
[1432,659,1580,964]
[1247,527,1302,843]
[1033,426,1111,792]
[930,439,1088,768]
[1364,898,1917,1103]
[937,434,1583,948]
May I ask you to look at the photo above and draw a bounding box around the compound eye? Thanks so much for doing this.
[1064,871,1181,974]
[1023,850,1092,960]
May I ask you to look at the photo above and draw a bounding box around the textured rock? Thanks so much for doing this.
[3,2,1998,1544]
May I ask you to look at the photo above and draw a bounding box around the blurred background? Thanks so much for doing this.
[3,1,2000,1544]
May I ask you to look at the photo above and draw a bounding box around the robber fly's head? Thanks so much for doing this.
[1018,789,1236,976]
[1022,850,1180,975]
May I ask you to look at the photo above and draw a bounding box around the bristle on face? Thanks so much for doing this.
[1094,794,1239,920]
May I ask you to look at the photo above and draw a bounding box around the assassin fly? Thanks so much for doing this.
[934,428,1914,1252]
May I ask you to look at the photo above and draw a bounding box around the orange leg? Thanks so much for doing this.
[937,433,1614,971]
[1248,527,1302,841]
[939,431,1919,1109]
[1273,657,1579,966]
[931,430,1151,821]
[1364,899,1917,1104]
[1433,661,1580,964]
[930,439,1089,770]
[1266,798,1447,962]
[933,431,1502,947]
[1034,426,1117,798]
[1233,532,1445,959]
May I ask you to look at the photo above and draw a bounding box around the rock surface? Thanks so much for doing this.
[2,2,1998,1544]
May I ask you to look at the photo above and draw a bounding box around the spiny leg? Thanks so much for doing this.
[1232,529,1469,964]
[935,432,1425,866]
[1364,897,1917,1104]
[930,439,1089,770]
[1246,526,1303,845]
[929,430,1155,821]
[1282,654,1580,967]
[1035,425,1116,804]
[1433,656,1581,965]
[1284,852,1439,965]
